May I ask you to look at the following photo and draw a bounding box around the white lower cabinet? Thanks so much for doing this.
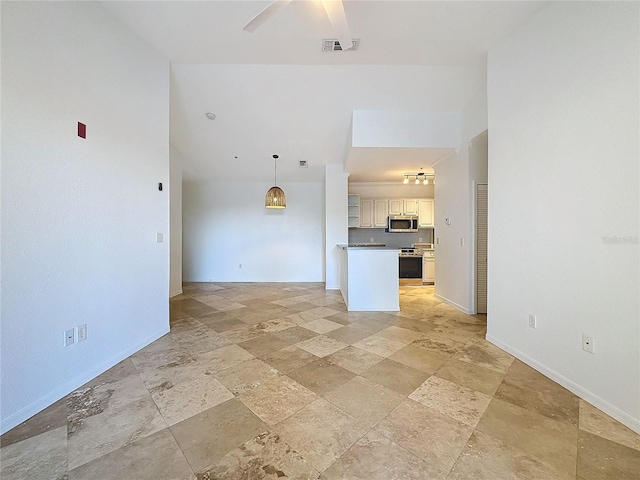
[423,253,435,283]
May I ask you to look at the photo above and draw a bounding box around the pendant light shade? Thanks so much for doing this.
[265,154,286,209]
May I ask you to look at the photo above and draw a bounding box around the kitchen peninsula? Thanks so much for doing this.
[337,244,399,311]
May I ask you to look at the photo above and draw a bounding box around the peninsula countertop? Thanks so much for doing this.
[337,244,400,250]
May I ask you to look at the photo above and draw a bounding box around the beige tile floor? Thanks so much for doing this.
[2,283,639,479]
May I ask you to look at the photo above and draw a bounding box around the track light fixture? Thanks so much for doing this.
[402,172,435,185]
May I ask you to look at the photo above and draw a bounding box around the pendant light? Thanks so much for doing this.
[265,154,286,209]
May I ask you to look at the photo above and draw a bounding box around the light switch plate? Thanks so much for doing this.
[78,324,87,342]
[64,328,75,347]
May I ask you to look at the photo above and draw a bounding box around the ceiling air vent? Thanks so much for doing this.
[322,38,360,52]
[299,160,308,168]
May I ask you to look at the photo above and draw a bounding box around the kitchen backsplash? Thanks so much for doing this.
[348,228,434,248]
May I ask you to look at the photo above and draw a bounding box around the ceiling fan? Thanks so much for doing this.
[243,0,354,51]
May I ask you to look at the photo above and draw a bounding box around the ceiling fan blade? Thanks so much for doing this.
[322,0,353,50]
[243,0,295,33]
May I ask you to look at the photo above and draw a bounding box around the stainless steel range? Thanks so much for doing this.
[399,247,424,285]
[399,247,424,257]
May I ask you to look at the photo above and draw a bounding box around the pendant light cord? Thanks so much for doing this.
[273,154,279,186]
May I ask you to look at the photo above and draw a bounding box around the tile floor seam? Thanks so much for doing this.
[163,426,196,478]
[272,398,373,474]
[475,397,580,478]
[455,427,576,480]
[320,377,401,422]
[308,424,376,475]
[234,373,318,427]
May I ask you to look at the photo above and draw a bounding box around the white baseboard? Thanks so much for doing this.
[434,293,473,314]
[0,326,170,435]
[486,334,640,435]
[169,289,183,298]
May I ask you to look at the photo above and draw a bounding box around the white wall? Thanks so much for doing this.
[468,131,488,186]
[487,1,639,432]
[467,130,488,313]
[170,64,485,183]
[183,182,324,282]
[433,152,470,312]
[325,165,349,290]
[434,80,488,313]
[1,2,170,433]
[352,111,460,148]
[348,183,434,199]
[170,145,184,297]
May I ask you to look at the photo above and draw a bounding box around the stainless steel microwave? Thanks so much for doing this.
[387,215,419,233]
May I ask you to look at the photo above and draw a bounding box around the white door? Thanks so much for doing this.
[476,184,488,314]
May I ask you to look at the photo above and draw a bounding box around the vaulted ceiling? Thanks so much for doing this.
[101,1,544,182]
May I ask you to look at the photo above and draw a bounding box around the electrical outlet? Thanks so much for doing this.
[64,328,75,347]
[528,314,537,328]
[156,233,163,243]
[239,264,242,269]
[78,324,87,342]
[582,333,594,353]
[370,237,374,243]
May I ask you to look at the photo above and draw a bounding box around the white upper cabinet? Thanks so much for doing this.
[403,199,419,215]
[349,195,434,228]
[359,199,373,228]
[388,199,403,216]
[418,199,434,227]
[374,199,389,227]
[389,198,419,216]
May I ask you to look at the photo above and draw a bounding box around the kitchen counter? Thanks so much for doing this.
[338,244,398,250]
[337,244,399,312]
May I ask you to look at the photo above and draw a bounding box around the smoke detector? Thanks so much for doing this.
[322,38,360,52]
